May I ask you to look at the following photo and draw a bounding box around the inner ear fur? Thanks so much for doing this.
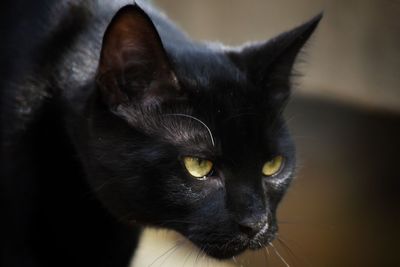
[96,4,179,107]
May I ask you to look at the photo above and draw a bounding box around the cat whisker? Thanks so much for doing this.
[195,243,216,267]
[262,243,270,267]
[200,246,209,263]
[278,234,314,267]
[159,240,185,267]
[232,256,238,263]
[165,113,215,147]
[181,246,194,267]
[266,246,271,257]
[194,245,205,267]
[269,242,291,267]
[148,240,184,267]
[277,236,304,267]
[231,255,244,267]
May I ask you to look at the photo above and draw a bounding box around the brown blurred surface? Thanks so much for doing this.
[281,96,400,266]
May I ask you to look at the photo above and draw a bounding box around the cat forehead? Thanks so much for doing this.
[162,104,273,155]
[168,47,246,89]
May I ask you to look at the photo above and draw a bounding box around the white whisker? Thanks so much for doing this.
[165,113,215,147]
[266,246,270,257]
[232,256,238,263]
[263,246,270,267]
[269,242,290,267]
[182,247,193,267]
[148,240,183,267]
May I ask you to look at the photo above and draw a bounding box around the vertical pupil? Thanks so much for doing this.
[197,159,204,167]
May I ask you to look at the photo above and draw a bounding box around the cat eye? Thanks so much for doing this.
[262,155,284,177]
[183,157,214,179]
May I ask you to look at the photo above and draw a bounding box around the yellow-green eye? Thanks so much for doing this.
[183,157,213,179]
[262,155,284,176]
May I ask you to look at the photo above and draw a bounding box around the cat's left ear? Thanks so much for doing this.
[228,14,322,104]
[96,4,180,107]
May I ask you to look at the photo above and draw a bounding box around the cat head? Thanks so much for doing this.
[86,4,321,259]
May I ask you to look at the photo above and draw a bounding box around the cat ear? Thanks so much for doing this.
[96,4,179,107]
[228,14,322,103]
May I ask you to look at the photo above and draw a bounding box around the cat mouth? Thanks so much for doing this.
[248,231,276,250]
[198,238,249,259]
[248,222,277,250]
[189,230,276,259]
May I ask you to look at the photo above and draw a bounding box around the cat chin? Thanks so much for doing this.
[188,233,276,259]
[197,240,249,259]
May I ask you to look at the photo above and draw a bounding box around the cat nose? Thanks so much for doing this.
[237,216,268,238]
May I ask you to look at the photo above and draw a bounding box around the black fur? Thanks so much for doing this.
[0,1,321,266]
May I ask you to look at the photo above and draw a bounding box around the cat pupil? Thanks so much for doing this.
[198,159,206,166]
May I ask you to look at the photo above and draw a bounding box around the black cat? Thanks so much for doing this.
[0,1,321,266]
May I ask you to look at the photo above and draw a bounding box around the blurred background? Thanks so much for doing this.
[132,0,400,266]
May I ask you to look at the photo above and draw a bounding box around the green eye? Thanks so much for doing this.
[183,157,213,179]
[262,155,284,176]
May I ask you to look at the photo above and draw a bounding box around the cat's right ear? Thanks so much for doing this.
[227,14,322,105]
[96,4,179,107]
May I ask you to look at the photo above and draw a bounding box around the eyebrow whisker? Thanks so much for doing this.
[165,113,215,147]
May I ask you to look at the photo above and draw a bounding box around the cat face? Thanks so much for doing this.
[83,4,320,259]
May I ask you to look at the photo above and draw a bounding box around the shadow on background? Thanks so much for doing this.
[277,96,400,266]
